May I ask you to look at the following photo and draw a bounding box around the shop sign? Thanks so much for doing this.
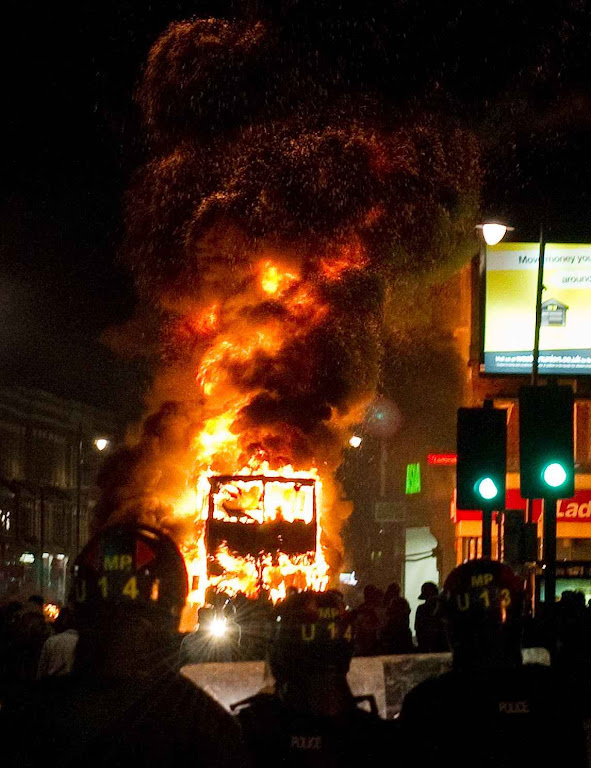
[483,242,591,375]
[405,463,421,494]
[428,453,457,466]
[557,497,591,520]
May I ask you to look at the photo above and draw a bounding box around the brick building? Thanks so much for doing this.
[0,386,116,603]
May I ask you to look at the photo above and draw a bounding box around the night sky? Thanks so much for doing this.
[3,1,591,414]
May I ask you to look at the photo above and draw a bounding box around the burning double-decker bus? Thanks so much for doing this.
[179,465,329,629]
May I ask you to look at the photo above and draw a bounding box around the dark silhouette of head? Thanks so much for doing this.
[441,559,524,672]
[53,605,76,634]
[385,582,402,601]
[363,584,383,606]
[27,594,45,613]
[418,582,439,601]
[70,523,188,678]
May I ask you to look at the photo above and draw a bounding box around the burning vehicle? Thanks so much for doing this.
[206,473,319,589]
[179,466,329,628]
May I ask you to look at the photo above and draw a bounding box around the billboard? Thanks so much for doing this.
[483,243,591,375]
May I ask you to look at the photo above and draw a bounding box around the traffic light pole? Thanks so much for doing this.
[481,509,493,558]
[520,386,574,607]
[543,498,557,604]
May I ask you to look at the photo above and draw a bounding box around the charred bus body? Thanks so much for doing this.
[205,474,319,596]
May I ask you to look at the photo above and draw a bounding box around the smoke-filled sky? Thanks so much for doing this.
[3,0,591,411]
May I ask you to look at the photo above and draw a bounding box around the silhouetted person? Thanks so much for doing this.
[0,601,23,702]
[399,559,587,768]
[351,584,383,656]
[0,601,23,637]
[234,593,270,661]
[37,605,79,678]
[414,582,447,653]
[380,582,413,654]
[7,594,50,688]
[234,590,395,768]
[554,590,591,666]
[545,589,591,714]
[2,523,250,768]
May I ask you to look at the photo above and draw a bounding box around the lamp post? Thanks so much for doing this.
[364,396,403,583]
[531,223,546,387]
[346,398,402,584]
[365,396,402,500]
[75,431,111,555]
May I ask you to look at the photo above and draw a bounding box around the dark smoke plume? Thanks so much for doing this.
[98,9,480,574]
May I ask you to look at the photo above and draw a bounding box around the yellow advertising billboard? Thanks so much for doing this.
[484,243,591,375]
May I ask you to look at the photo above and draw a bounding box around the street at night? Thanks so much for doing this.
[2,1,591,766]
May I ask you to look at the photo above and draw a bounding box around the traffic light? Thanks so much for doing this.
[456,406,507,510]
[519,385,574,499]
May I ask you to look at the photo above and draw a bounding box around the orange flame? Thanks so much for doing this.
[44,603,60,623]
[320,239,368,281]
[118,256,360,631]
[260,260,298,295]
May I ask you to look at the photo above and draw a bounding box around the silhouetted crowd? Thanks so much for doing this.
[0,523,590,767]
[349,581,447,656]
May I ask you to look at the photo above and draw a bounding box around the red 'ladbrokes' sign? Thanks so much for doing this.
[428,453,457,466]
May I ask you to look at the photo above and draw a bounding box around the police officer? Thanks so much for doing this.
[414,581,446,653]
[234,590,395,768]
[2,523,250,768]
[399,558,587,768]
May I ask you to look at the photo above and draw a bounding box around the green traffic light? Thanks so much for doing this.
[542,462,568,488]
[475,477,499,501]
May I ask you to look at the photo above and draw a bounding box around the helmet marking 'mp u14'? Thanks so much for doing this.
[72,523,188,618]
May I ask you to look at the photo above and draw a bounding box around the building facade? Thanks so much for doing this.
[452,254,591,592]
[0,386,116,603]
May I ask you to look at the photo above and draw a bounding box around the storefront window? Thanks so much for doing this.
[0,421,26,480]
[20,498,38,539]
[30,429,69,488]
[0,509,11,532]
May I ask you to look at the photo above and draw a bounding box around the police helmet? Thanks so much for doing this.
[442,559,524,640]
[71,523,188,621]
[270,590,353,680]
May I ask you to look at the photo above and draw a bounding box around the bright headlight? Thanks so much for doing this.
[208,617,227,638]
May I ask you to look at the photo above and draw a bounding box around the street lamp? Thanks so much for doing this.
[476,222,514,246]
[364,397,402,499]
[94,438,110,452]
[349,435,363,449]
